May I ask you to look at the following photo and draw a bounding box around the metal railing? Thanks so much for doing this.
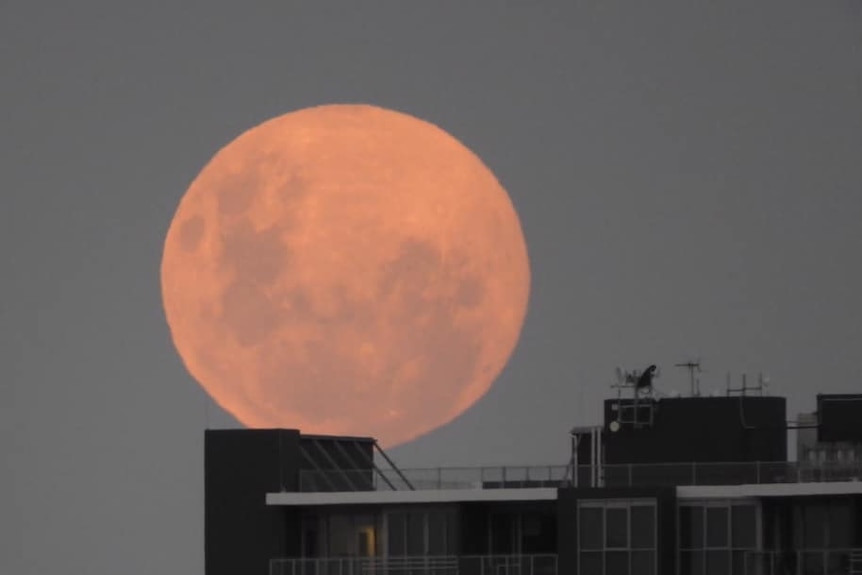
[298,466,570,492]
[463,554,557,575]
[270,556,457,575]
[743,548,862,575]
[298,461,862,492]
[269,554,557,575]
[601,460,862,488]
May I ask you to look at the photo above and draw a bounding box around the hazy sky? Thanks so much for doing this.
[2,2,861,574]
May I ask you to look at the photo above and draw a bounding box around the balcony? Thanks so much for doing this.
[743,548,862,575]
[298,466,570,492]
[269,554,558,575]
[297,461,862,492]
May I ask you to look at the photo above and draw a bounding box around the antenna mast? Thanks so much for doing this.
[675,359,702,397]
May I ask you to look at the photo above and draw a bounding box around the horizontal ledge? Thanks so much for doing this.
[677,480,862,499]
[266,487,559,506]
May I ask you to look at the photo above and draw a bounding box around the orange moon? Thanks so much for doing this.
[161,104,530,447]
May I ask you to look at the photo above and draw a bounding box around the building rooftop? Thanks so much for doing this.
[283,386,862,496]
[296,460,862,493]
[203,383,862,575]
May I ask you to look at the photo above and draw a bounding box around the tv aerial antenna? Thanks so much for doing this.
[611,364,660,429]
[614,365,661,394]
[675,359,702,397]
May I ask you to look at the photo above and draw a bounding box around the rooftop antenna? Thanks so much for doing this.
[726,372,770,396]
[675,359,702,397]
[610,364,659,428]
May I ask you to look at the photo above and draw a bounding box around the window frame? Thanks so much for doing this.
[677,499,761,575]
[577,498,658,575]
[382,506,457,558]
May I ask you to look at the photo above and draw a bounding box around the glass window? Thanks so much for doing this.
[826,551,844,574]
[630,506,655,549]
[384,509,458,558]
[731,505,756,548]
[523,514,542,537]
[328,514,353,556]
[303,527,319,557]
[606,508,628,548]
[828,501,853,548]
[679,550,703,575]
[301,514,323,558]
[522,513,555,554]
[445,512,457,554]
[706,507,729,548]
[606,550,629,575]
[705,550,729,575]
[490,513,516,554]
[580,550,603,575]
[427,512,447,556]
[387,512,405,556]
[681,501,759,575]
[802,552,825,575]
[801,504,828,548]
[406,512,425,555]
[356,529,373,557]
[630,550,655,575]
[580,507,604,550]
[354,514,376,557]
[680,506,703,549]
[731,551,748,575]
[579,500,656,575]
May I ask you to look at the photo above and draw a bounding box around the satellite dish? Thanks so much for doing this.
[609,420,621,432]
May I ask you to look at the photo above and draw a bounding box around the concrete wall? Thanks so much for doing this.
[818,394,862,444]
[603,396,787,465]
[204,429,302,575]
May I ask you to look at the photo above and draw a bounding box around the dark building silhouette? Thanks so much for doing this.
[817,395,862,444]
[205,430,377,575]
[204,387,862,575]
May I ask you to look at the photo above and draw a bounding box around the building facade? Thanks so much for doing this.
[205,392,862,575]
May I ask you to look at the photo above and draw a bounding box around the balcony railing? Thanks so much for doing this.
[743,548,862,575]
[298,465,570,492]
[269,554,558,575]
[600,460,862,489]
[297,461,862,492]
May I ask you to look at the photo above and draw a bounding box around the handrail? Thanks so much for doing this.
[745,548,862,575]
[296,460,862,492]
[269,554,558,575]
[373,440,415,491]
[852,549,862,575]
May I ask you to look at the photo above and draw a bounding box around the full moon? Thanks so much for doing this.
[161,104,530,447]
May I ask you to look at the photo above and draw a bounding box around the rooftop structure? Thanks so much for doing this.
[204,372,862,575]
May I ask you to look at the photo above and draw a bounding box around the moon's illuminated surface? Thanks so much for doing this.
[161,104,530,447]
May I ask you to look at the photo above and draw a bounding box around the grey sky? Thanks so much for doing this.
[2,2,861,574]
